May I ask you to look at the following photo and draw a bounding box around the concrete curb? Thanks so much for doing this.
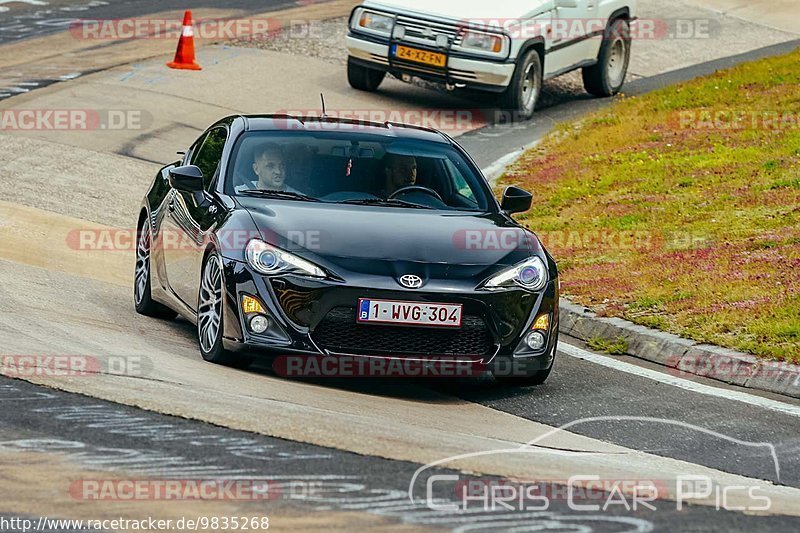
[558,299,800,400]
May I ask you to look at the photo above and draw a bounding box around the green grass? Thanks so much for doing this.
[587,337,629,356]
[502,48,800,363]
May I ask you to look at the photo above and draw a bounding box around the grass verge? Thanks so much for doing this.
[587,337,629,356]
[502,48,800,362]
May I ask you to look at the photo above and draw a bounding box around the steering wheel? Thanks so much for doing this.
[389,186,443,202]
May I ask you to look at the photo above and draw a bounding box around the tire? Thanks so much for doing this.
[582,19,631,97]
[134,220,177,320]
[197,252,252,369]
[498,48,543,121]
[347,57,386,92]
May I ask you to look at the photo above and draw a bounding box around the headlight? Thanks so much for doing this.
[481,256,548,291]
[459,30,506,54]
[246,239,326,278]
[353,8,394,35]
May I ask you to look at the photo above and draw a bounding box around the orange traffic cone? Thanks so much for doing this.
[167,10,202,71]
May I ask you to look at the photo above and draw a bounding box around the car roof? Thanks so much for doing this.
[233,114,453,144]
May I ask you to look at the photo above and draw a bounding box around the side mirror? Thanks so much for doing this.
[169,165,204,193]
[501,186,533,214]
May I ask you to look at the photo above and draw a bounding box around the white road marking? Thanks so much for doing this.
[0,0,48,12]
[0,0,48,6]
[559,343,800,418]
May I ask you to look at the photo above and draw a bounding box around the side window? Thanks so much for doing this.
[183,131,207,166]
[191,127,227,190]
[444,158,477,205]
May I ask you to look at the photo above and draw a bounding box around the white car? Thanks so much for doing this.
[346,0,638,119]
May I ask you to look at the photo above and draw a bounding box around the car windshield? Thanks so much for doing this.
[225,130,492,212]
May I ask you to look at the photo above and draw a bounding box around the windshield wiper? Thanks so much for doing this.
[339,198,433,209]
[240,190,321,202]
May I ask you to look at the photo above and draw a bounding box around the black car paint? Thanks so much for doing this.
[139,115,558,374]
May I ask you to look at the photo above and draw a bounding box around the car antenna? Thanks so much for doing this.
[320,93,327,119]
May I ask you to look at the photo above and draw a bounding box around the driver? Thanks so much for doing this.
[236,143,300,193]
[382,154,417,198]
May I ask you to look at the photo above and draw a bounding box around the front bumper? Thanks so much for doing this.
[346,34,516,92]
[221,260,558,371]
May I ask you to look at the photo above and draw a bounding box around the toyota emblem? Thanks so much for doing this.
[399,274,423,289]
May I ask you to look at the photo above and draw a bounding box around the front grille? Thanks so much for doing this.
[396,15,463,47]
[312,307,495,358]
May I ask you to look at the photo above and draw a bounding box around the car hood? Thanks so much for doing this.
[362,0,551,22]
[239,199,539,276]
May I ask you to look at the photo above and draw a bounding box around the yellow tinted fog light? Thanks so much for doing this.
[242,295,265,315]
[532,314,550,331]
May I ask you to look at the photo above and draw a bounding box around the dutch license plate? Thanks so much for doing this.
[392,45,446,68]
[358,298,462,327]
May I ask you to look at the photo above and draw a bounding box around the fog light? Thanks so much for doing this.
[525,331,546,351]
[250,315,269,334]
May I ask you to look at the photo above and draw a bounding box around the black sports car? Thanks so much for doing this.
[135,115,559,384]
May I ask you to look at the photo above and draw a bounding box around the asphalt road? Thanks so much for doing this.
[436,351,800,489]
[2,0,800,531]
[1,376,798,532]
[0,0,303,43]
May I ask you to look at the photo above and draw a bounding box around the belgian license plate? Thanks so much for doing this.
[392,45,447,68]
[358,298,462,327]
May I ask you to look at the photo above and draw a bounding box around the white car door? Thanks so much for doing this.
[545,0,601,78]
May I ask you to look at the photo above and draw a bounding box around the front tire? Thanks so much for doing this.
[134,221,177,320]
[347,57,386,92]
[582,19,631,97]
[198,252,252,369]
[498,49,543,121]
